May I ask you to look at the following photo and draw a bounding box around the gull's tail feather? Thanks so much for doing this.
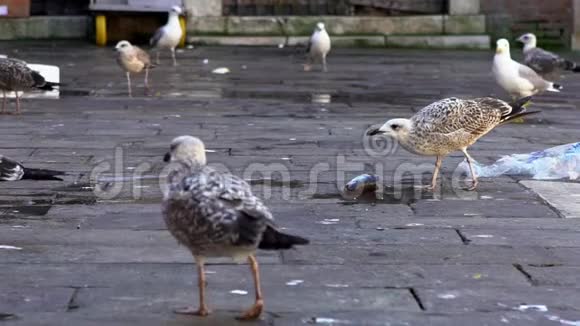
[501,96,539,124]
[547,83,563,92]
[22,168,65,181]
[36,81,60,91]
[258,226,309,250]
[563,60,580,72]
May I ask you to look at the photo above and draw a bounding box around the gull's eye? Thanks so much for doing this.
[391,124,400,131]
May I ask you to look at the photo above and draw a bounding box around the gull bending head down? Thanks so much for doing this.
[367,97,537,191]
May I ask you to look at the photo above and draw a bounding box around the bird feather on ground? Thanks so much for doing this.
[0,57,59,114]
[517,33,580,81]
[304,22,331,72]
[367,96,537,191]
[115,40,154,97]
[162,136,308,320]
[492,38,561,99]
[150,6,183,66]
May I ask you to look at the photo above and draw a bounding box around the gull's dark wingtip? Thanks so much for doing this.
[258,226,309,250]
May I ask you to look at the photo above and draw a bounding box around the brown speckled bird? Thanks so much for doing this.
[162,136,309,320]
[114,40,153,97]
[367,97,536,191]
[0,57,58,114]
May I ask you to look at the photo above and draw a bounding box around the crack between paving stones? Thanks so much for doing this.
[513,263,539,286]
[454,229,471,245]
[408,288,426,311]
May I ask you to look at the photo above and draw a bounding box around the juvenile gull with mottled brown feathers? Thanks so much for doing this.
[367,97,536,190]
[0,57,59,114]
[162,136,308,320]
[114,40,154,97]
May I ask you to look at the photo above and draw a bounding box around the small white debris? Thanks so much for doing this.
[317,218,339,225]
[202,58,209,64]
[437,293,457,299]
[546,315,580,326]
[325,283,349,288]
[278,44,284,49]
[285,280,304,286]
[176,49,185,53]
[241,65,247,70]
[289,138,296,141]
[0,245,22,250]
[516,304,547,312]
[212,67,230,74]
[281,157,291,161]
[11,225,26,228]
[229,290,248,295]
[405,223,424,227]
[500,317,509,323]
[375,227,385,231]
[473,234,494,238]
[204,270,216,274]
[481,195,493,199]
[308,317,351,324]
[204,149,216,153]
[186,45,194,49]
[320,108,328,112]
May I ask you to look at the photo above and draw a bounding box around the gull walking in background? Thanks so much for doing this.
[150,6,183,66]
[367,97,536,191]
[162,136,309,320]
[115,40,154,97]
[493,38,561,99]
[0,155,64,181]
[304,22,331,72]
[0,57,59,114]
[517,33,580,81]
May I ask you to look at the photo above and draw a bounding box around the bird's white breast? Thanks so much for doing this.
[157,17,183,48]
[311,31,331,55]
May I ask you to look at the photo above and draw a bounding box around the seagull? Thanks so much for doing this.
[367,97,536,191]
[0,57,59,114]
[0,155,64,181]
[493,38,561,99]
[114,40,154,97]
[516,33,580,81]
[162,136,309,320]
[150,6,183,66]
[304,22,331,72]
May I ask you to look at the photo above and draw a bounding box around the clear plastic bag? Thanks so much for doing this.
[458,142,580,180]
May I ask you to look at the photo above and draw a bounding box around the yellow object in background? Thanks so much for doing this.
[95,15,107,46]
[179,16,186,47]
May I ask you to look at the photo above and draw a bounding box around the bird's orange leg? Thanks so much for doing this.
[14,91,21,115]
[2,90,6,114]
[174,257,211,316]
[144,67,150,96]
[461,149,478,191]
[237,255,264,320]
[425,155,442,191]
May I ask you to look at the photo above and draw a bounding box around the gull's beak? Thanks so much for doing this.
[495,47,503,54]
[366,128,384,136]
[515,36,524,43]
[163,152,171,162]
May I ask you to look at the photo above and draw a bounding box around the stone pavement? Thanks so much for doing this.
[1,42,580,325]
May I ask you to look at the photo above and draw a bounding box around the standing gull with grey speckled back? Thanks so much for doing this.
[162,136,309,320]
[367,97,536,190]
